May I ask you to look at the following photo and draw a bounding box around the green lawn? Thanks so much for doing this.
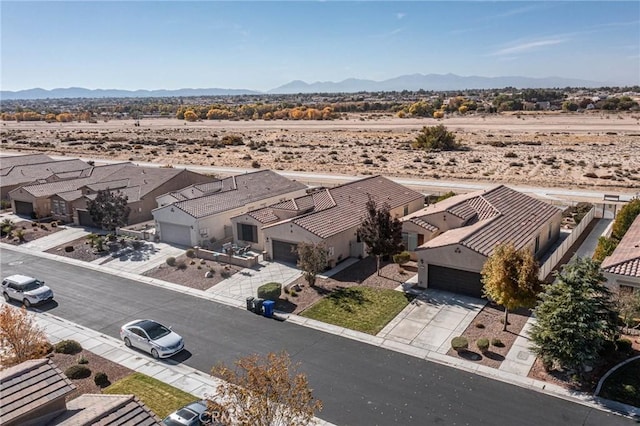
[599,359,640,407]
[104,372,198,418]
[300,287,412,335]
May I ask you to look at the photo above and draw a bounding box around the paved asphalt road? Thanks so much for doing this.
[1,249,634,426]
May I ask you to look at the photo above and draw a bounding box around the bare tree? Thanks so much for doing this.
[0,305,49,367]
[210,351,322,426]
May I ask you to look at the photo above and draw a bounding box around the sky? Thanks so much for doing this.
[1,1,639,91]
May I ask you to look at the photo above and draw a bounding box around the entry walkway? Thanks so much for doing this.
[22,226,93,252]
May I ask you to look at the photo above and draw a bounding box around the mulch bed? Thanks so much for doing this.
[2,220,64,245]
[142,255,242,291]
[275,257,417,315]
[47,349,134,402]
[445,303,531,368]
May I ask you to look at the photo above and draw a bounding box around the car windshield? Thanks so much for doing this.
[139,321,171,340]
[21,280,44,292]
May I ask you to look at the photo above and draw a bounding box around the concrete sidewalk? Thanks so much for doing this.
[22,226,93,252]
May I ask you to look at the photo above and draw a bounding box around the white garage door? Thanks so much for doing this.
[159,222,192,247]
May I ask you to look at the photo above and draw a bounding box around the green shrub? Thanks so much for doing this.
[54,340,82,355]
[451,336,468,352]
[64,245,75,253]
[393,251,411,265]
[476,338,490,353]
[94,372,110,387]
[166,256,176,266]
[491,338,505,348]
[257,282,282,301]
[77,355,89,365]
[185,248,196,258]
[65,365,91,380]
[616,338,633,353]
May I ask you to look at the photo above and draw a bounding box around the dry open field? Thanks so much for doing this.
[2,112,639,191]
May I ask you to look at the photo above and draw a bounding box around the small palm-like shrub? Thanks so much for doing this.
[65,365,91,380]
[77,355,89,365]
[451,336,468,352]
[257,282,282,301]
[54,340,82,355]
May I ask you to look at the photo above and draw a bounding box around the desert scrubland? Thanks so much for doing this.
[1,112,639,192]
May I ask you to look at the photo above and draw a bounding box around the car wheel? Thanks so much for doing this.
[151,349,159,359]
[23,298,31,308]
[124,337,131,347]
[2,293,9,302]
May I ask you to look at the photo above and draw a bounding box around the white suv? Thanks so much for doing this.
[2,274,54,307]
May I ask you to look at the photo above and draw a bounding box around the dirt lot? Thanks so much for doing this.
[2,113,639,192]
[276,257,417,314]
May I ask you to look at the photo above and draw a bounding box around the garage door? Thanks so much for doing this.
[159,222,192,247]
[77,210,97,228]
[428,264,483,298]
[272,240,299,264]
[14,201,34,217]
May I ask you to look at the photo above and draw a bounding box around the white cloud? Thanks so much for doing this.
[491,39,566,56]
[396,12,406,20]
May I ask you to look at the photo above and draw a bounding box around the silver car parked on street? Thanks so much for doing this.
[120,319,184,359]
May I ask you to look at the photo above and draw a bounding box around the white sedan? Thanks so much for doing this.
[120,319,184,359]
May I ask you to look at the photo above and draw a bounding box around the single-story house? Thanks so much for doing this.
[409,185,563,297]
[601,214,640,294]
[152,170,308,247]
[0,154,92,199]
[0,358,160,426]
[231,175,424,265]
[9,163,213,225]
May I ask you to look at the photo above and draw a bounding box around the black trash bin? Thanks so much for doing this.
[253,298,264,314]
[246,296,255,312]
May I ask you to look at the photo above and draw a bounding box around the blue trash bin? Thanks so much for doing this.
[263,300,275,318]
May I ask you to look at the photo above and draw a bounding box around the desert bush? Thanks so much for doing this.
[451,336,468,352]
[393,251,411,265]
[166,256,176,266]
[251,160,261,168]
[476,338,490,353]
[176,260,187,270]
[33,341,54,357]
[185,248,196,258]
[221,270,231,279]
[257,282,282,301]
[504,151,518,158]
[65,365,91,380]
[491,338,505,347]
[77,355,89,364]
[64,245,75,253]
[54,340,82,355]
[584,172,598,179]
[94,372,110,387]
[475,323,485,329]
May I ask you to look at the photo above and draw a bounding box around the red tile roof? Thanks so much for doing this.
[260,176,423,238]
[417,185,562,256]
[602,214,640,278]
[0,359,76,425]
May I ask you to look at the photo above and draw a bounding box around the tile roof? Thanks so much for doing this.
[407,217,439,233]
[0,153,54,169]
[167,181,224,201]
[0,359,76,425]
[260,176,424,238]
[171,170,307,218]
[1,159,91,187]
[55,394,161,426]
[248,190,335,223]
[602,214,640,277]
[418,185,562,256]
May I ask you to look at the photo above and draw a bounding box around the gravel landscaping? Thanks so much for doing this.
[143,254,242,291]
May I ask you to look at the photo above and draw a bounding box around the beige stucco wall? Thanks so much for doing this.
[230,214,268,251]
[603,273,640,293]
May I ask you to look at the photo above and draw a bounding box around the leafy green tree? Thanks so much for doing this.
[412,125,460,151]
[481,243,540,331]
[612,199,640,240]
[210,351,323,426]
[296,242,329,287]
[357,196,404,275]
[87,190,130,231]
[593,236,619,262]
[529,257,619,373]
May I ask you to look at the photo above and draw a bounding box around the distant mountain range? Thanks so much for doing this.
[1,73,608,100]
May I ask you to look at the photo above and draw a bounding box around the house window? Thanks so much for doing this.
[237,223,258,243]
[402,232,419,251]
[59,202,66,215]
[403,205,409,216]
[52,200,59,214]
[534,234,540,253]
